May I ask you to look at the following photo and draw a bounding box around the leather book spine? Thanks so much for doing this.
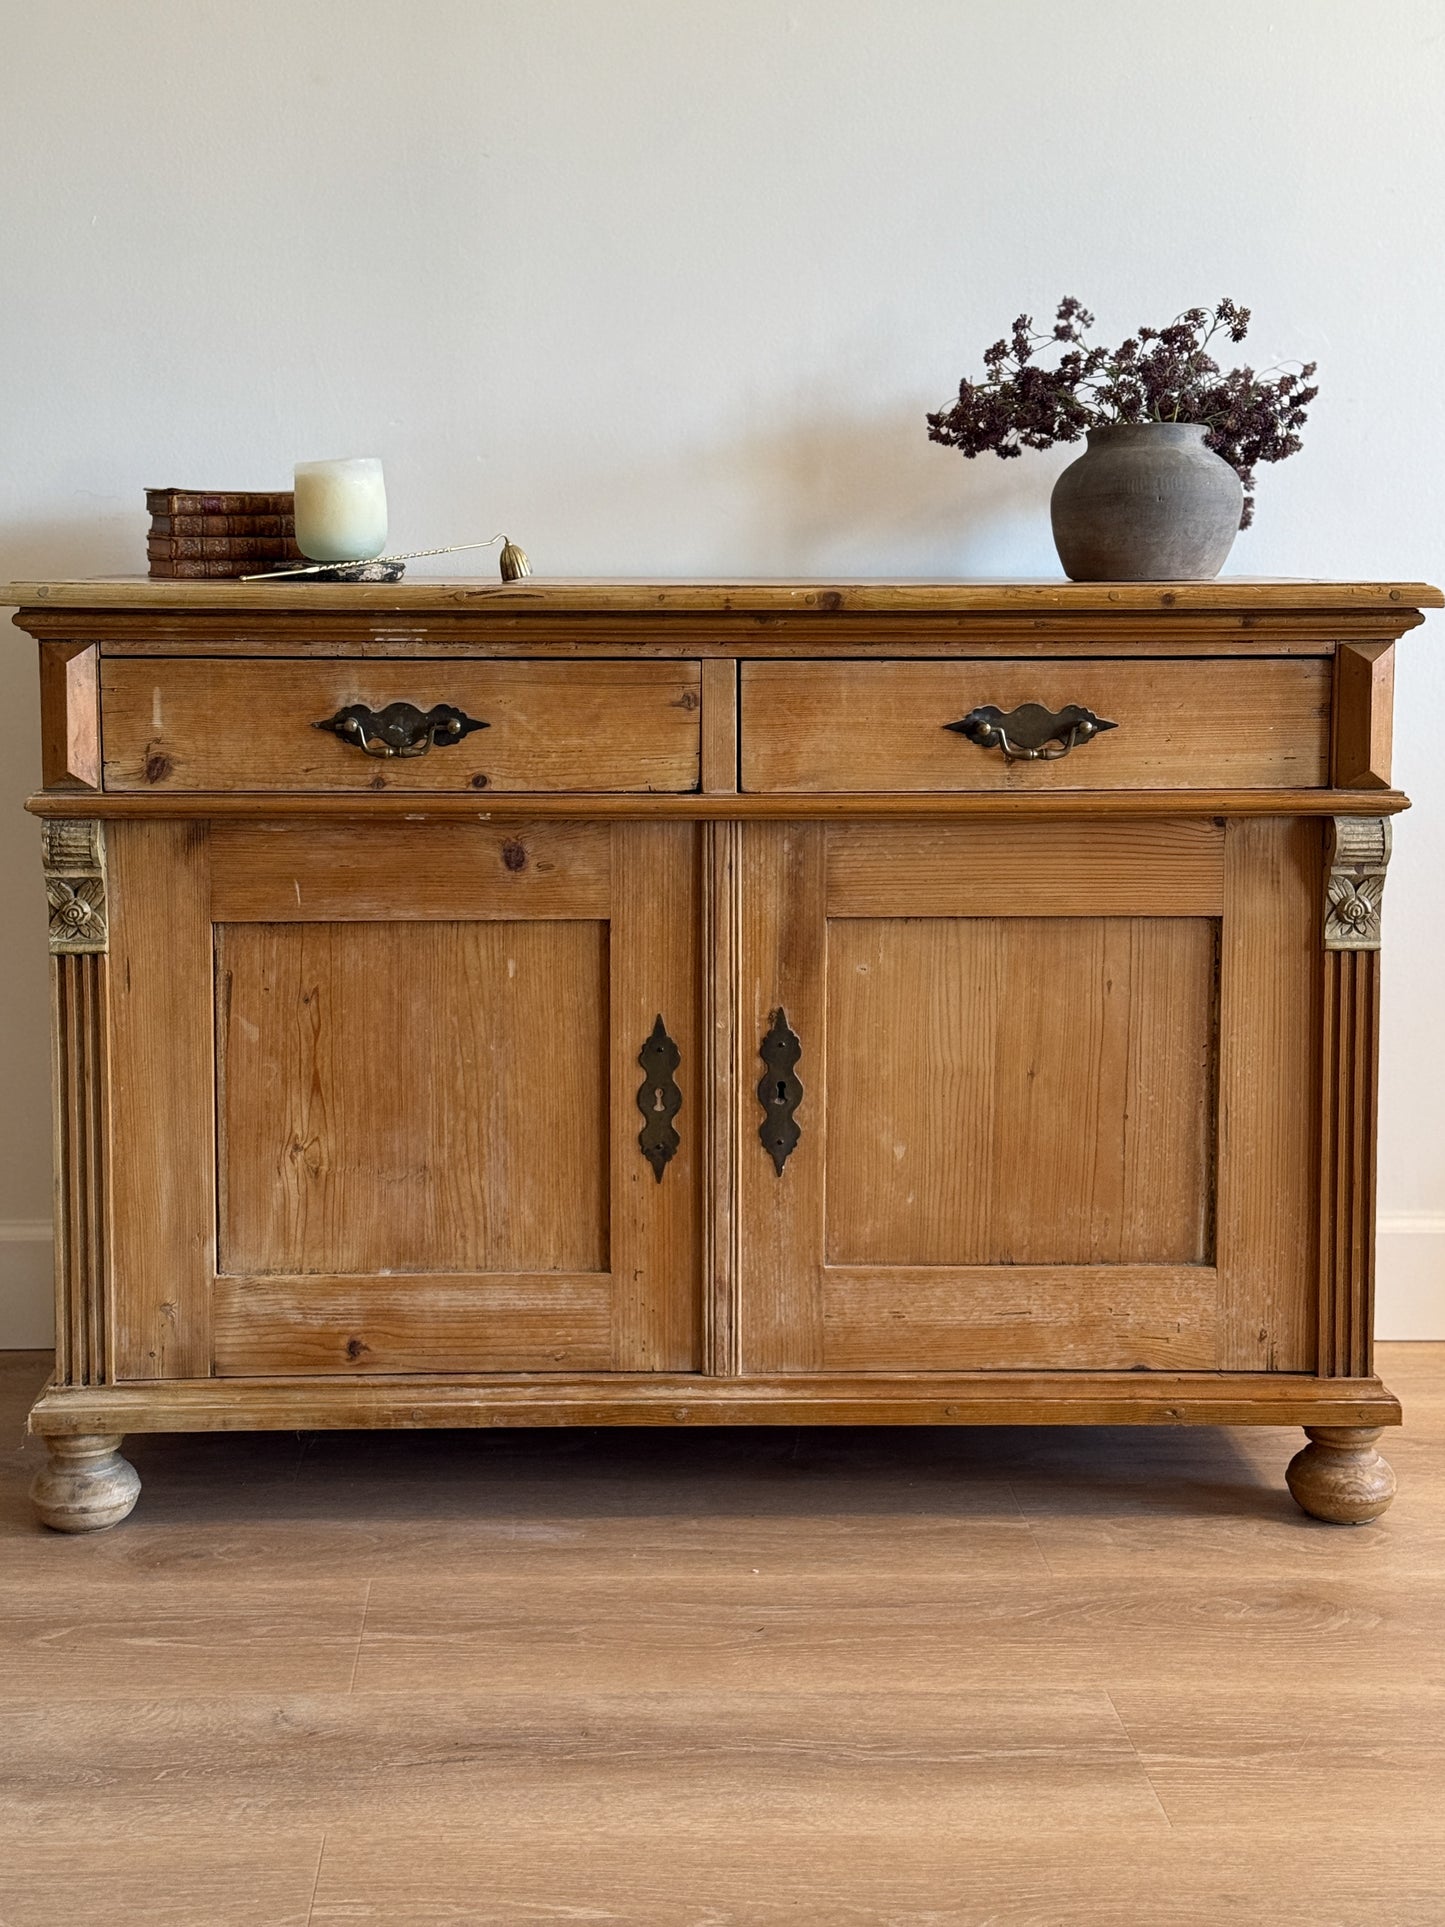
[147,556,297,579]
[148,534,304,561]
[149,513,295,537]
[144,489,295,516]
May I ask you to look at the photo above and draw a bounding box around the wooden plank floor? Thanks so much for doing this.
[1,1344,1442,1926]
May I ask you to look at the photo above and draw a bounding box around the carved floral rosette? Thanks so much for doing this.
[1324,816,1390,952]
[42,819,108,954]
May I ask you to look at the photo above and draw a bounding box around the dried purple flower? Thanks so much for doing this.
[926,298,1316,528]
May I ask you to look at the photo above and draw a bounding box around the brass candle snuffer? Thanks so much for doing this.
[243,533,532,584]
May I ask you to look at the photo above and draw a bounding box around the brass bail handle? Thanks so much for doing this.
[944,702,1117,764]
[313,701,489,759]
[996,720,1088,762]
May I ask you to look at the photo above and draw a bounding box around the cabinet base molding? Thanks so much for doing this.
[29,1433,140,1532]
[29,1372,1401,1437]
[1286,1424,1397,1524]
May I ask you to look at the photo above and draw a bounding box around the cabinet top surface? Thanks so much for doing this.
[4,576,1442,615]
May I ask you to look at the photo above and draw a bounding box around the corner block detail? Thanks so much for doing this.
[42,819,108,954]
[1324,815,1390,951]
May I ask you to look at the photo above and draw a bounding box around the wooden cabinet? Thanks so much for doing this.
[10,578,1439,1532]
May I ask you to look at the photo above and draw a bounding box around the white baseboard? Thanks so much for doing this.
[1376,1213,1445,1340]
[0,1222,54,1350]
[1,1214,1442,1352]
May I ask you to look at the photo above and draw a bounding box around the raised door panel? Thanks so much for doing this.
[738,818,1316,1374]
[824,916,1216,1268]
[107,818,701,1378]
[218,919,611,1277]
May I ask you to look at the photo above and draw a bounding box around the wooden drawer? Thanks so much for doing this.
[740,658,1330,791]
[101,658,701,793]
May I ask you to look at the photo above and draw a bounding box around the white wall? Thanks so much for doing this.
[2,0,1442,1341]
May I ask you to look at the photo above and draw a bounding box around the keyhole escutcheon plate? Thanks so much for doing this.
[758,1008,803,1176]
[636,1016,682,1181]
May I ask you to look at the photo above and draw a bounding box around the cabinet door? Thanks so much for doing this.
[106,819,699,1377]
[739,820,1318,1374]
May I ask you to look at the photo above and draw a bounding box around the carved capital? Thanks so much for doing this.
[1324,816,1390,951]
[42,819,108,954]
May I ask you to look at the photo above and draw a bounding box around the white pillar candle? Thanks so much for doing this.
[293,457,388,561]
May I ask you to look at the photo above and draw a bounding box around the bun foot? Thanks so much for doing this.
[30,1434,141,1532]
[1286,1425,1396,1525]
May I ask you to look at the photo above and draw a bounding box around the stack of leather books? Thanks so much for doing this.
[146,488,305,578]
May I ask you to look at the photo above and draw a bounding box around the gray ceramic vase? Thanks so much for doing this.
[1049,422,1244,581]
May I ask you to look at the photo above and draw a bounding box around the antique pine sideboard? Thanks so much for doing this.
[8,576,1439,1531]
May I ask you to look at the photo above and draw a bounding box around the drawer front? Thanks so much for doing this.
[102,659,701,793]
[740,658,1331,791]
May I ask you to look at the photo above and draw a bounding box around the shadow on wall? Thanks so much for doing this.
[0,412,1072,585]
[0,512,137,588]
[732,401,1069,576]
[501,398,1073,578]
